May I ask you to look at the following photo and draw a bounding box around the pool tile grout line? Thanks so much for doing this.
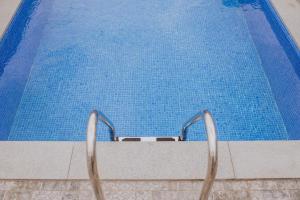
[229,141,300,179]
[66,143,76,179]
[226,142,236,179]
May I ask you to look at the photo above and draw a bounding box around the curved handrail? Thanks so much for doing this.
[87,109,216,200]
[180,110,218,200]
[180,111,203,141]
[86,110,115,200]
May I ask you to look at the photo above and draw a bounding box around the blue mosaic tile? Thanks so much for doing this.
[0,0,298,141]
[0,0,54,140]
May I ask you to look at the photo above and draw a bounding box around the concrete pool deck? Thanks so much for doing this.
[0,179,299,200]
[0,1,300,199]
[271,0,300,49]
[0,141,299,180]
[0,0,21,39]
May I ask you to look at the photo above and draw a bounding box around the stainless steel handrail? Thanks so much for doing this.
[86,110,115,200]
[87,109,216,200]
[180,110,218,200]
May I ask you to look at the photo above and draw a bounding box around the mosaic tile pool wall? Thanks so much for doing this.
[0,0,299,141]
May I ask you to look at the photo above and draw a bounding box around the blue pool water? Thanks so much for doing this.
[0,0,299,141]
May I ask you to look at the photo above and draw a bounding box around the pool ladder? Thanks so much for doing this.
[86,110,218,200]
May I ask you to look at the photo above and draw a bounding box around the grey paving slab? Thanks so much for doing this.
[0,180,300,200]
[0,0,21,38]
[68,142,234,180]
[0,142,73,179]
[271,0,300,48]
[229,141,300,179]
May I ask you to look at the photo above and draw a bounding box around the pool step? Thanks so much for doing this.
[115,136,181,142]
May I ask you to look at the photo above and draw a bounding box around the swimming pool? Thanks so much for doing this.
[0,0,299,141]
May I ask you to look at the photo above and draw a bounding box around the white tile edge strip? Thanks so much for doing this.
[0,141,299,180]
